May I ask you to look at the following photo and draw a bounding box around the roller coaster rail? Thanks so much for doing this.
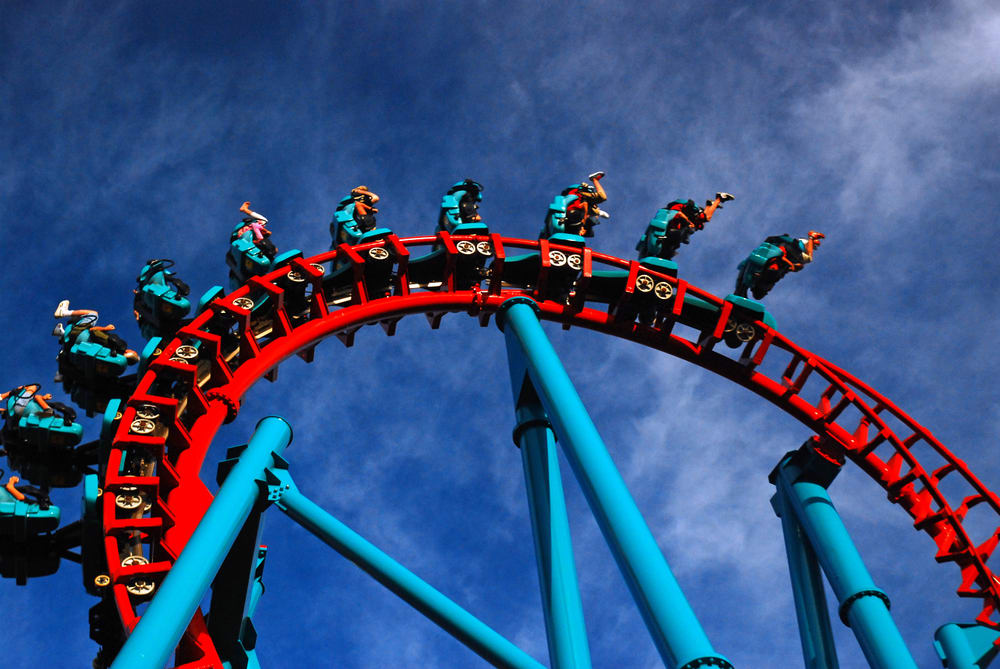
[37,230,1000,667]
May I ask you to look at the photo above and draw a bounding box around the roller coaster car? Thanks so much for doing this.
[55,315,137,416]
[1,388,85,488]
[321,230,397,304]
[735,235,798,300]
[406,229,493,291]
[0,485,60,540]
[133,259,192,340]
[680,294,776,348]
[585,257,679,323]
[414,180,490,288]
[408,189,492,290]
[227,222,303,291]
[438,180,484,233]
[500,233,585,301]
[634,207,696,261]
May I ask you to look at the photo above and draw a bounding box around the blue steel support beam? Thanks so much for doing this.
[111,416,293,669]
[774,452,917,669]
[513,388,593,669]
[771,487,839,669]
[934,623,1000,668]
[498,297,731,669]
[265,467,545,669]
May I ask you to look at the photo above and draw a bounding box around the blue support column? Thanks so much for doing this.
[514,388,592,668]
[773,450,917,669]
[111,416,293,669]
[772,486,840,668]
[934,622,1000,668]
[498,297,731,669]
[265,466,544,669]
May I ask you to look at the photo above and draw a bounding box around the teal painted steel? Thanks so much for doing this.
[934,622,1000,668]
[772,488,840,668]
[498,298,731,669]
[514,392,593,668]
[775,456,917,669]
[110,416,293,669]
[267,468,545,669]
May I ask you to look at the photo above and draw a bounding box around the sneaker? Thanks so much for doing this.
[54,300,72,318]
[52,323,65,337]
[53,372,63,383]
[716,192,735,202]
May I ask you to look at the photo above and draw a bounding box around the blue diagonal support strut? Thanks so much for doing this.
[111,416,293,669]
[514,388,593,669]
[265,466,545,669]
[498,297,732,669]
[772,486,840,669]
[773,450,917,669]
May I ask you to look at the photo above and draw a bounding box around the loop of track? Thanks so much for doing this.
[100,232,1000,667]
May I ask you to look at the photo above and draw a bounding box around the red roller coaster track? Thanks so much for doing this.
[98,232,1000,667]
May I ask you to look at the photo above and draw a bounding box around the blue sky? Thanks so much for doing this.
[1,1,999,667]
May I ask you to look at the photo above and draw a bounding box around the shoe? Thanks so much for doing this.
[52,323,65,337]
[53,372,63,383]
[716,192,735,202]
[588,171,605,180]
[54,300,71,318]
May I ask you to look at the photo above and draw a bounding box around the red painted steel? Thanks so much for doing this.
[100,234,1000,667]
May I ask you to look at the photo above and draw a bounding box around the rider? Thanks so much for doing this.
[349,185,380,232]
[667,193,732,232]
[1,384,54,418]
[453,179,483,223]
[0,381,76,429]
[53,301,139,364]
[735,230,825,298]
[636,192,735,259]
[762,231,824,273]
[562,171,608,237]
[237,201,277,260]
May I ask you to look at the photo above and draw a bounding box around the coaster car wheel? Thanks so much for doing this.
[635,274,655,293]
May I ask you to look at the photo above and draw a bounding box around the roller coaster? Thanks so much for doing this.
[2,180,999,668]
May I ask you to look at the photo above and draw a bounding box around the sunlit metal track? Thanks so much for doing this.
[99,232,1000,667]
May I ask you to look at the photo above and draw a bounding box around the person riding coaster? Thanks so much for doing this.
[228,201,304,290]
[133,258,192,340]
[735,230,825,299]
[53,302,139,366]
[234,201,277,260]
[635,192,735,260]
[542,171,609,239]
[349,185,380,234]
[438,179,484,233]
[331,185,385,247]
[0,384,77,429]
